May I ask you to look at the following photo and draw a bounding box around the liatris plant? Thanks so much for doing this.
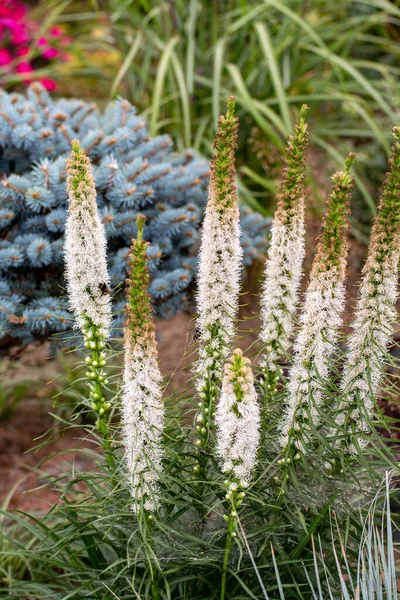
[0,84,270,345]
[259,104,308,398]
[2,102,400,600]
[64,140,112,455]
[279,153,354,458]
[122,215,164,514]
[333,128,400,460]
[194,97,242,474]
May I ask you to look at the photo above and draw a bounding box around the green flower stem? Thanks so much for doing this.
[143,517,161,600]
[195,328,220,462]
[194,376,218,515]
[83,318,114,468]
[258,368,280,435]
[220,513,235,600]
[220,488,243,600]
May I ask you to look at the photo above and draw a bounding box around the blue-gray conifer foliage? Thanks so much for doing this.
[0,84,269,344]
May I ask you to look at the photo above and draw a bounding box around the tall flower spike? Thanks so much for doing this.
[259,106,309,392]
[64,140,112,338]
[334,129,400,456]
[64,140,112,445]
[122,215,164,513]
[279,154,354,457]
[194,97,242,458]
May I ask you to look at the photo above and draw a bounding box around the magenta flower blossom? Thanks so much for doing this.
[0,0,71,90]
[16,60,33,78]
[0,47,12,65]
[41,78,56,91]
[50,26,62,37]
[16,45,28,56]
[42,47,58,60]
[11,24,28,45]
[0,1,25,20]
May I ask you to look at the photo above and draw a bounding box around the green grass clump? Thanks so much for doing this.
[38,0,400,223]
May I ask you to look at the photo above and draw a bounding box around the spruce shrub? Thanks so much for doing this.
[0,84,269,344]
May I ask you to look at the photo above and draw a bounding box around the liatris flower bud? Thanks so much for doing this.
[259,106,309,390]
[279,154,354,456]
[122,215,164,513]
[194,97,242,456]
[334,129,400,456]
[216,349,260,488]
[64,140,112,338]
[64,140,112,443]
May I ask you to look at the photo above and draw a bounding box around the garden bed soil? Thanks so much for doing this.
[0,313,193,513]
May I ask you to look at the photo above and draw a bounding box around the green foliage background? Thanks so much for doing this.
[31,0,400,226]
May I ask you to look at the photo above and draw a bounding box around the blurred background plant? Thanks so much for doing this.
[0,0,73,91]
[18,0,400,233]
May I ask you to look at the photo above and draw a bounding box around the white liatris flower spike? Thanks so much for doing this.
[334,129,400,456]
[259,106,309,387]
[279,154,354,456]
[64,140,112,447]
[216,349,260,488]
[195,97,242,457]
[64,139,112,338]
[122,215,164,513]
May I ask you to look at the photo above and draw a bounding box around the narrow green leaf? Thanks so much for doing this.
[255,22,292,135]
[213,37,226,128]
[227,63,284,149]
[149,36,179,137]
[171,50,191,147]
[110,32,143,98]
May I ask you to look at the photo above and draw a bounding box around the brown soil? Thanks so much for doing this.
[0,313,194,513]
[0,399,94,513]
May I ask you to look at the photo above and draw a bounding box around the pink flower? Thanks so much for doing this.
[41,46,58,60]
[16,60,32,75]
[50,26,62,37]
[0,47,13,66]
[11,24,29,45]
[40,78,56,91]
[0,1,26,20]
[0,1,70,88]
[16,45,29,56]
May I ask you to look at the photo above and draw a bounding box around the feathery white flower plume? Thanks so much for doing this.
[279,155,354,454]
[259,107,309,375]
[196,98,242,381]
[122,215,164,512]
[335,130,400,455]
[196,205,242,381]
[194,98,242,459]
[64,140,111,338]
[216,349,260,486]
